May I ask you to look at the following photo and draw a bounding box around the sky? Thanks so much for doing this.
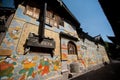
[62,0,115,42]
[0,0,115,42]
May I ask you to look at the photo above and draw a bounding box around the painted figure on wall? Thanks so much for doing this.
[19,57,36,80]
[0,56,17,80]
[38,57,50,76]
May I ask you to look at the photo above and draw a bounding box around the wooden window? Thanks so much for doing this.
[24,5,40,19]
[59,18,64,27]
[68,41,77,55]
[46,17,50,25]
[46,10,64,28]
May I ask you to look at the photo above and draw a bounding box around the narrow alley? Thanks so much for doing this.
[71,60,120,80]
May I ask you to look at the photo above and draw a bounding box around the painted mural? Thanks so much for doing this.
[0,54,61,80]
[60,36,109,73]
[0,4,110,80]
[0,5,61,80]
[0,56,17,80]
[61,38,68,61]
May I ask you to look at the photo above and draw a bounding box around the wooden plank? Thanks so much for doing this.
[0,49,12,56]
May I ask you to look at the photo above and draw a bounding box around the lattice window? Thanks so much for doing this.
[46,10,64,28]
[68,41,77,55]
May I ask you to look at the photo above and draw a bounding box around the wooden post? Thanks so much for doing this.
[39,2,47,41]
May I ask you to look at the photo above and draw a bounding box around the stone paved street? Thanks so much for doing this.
[71,60,120,80]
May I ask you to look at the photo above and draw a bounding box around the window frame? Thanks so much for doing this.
[68,41,77,55]
[46,10,64,28]
[24,5,40,19]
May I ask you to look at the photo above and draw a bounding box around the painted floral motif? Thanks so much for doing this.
[38,57,50,76]
[52,59,61,71]
[62,53,68,60]
[0,57,17,80]
[19,58,36,80]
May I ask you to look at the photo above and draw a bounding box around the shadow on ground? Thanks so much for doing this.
[71,61,120,80]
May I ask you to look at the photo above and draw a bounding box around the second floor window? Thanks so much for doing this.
[24,5,40,19]
[46,10,64,28]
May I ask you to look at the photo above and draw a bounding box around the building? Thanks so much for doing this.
[99,0,120,59]
[99,0,120,44]
[0,0,109,80]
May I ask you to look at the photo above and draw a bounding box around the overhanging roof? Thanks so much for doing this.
[108,36,120,45]
[99,0,120,42]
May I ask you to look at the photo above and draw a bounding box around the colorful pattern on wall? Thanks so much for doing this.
[0,54,61,80]
[61,39,68,60]
[0,4,110,80]
[18,57,36,80]
[0,5,61,80]
[61,38,78,64]
[0,56,17,80]
[1,19,25,56]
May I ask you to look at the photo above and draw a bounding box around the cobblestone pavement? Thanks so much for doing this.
[71,60,120,80]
